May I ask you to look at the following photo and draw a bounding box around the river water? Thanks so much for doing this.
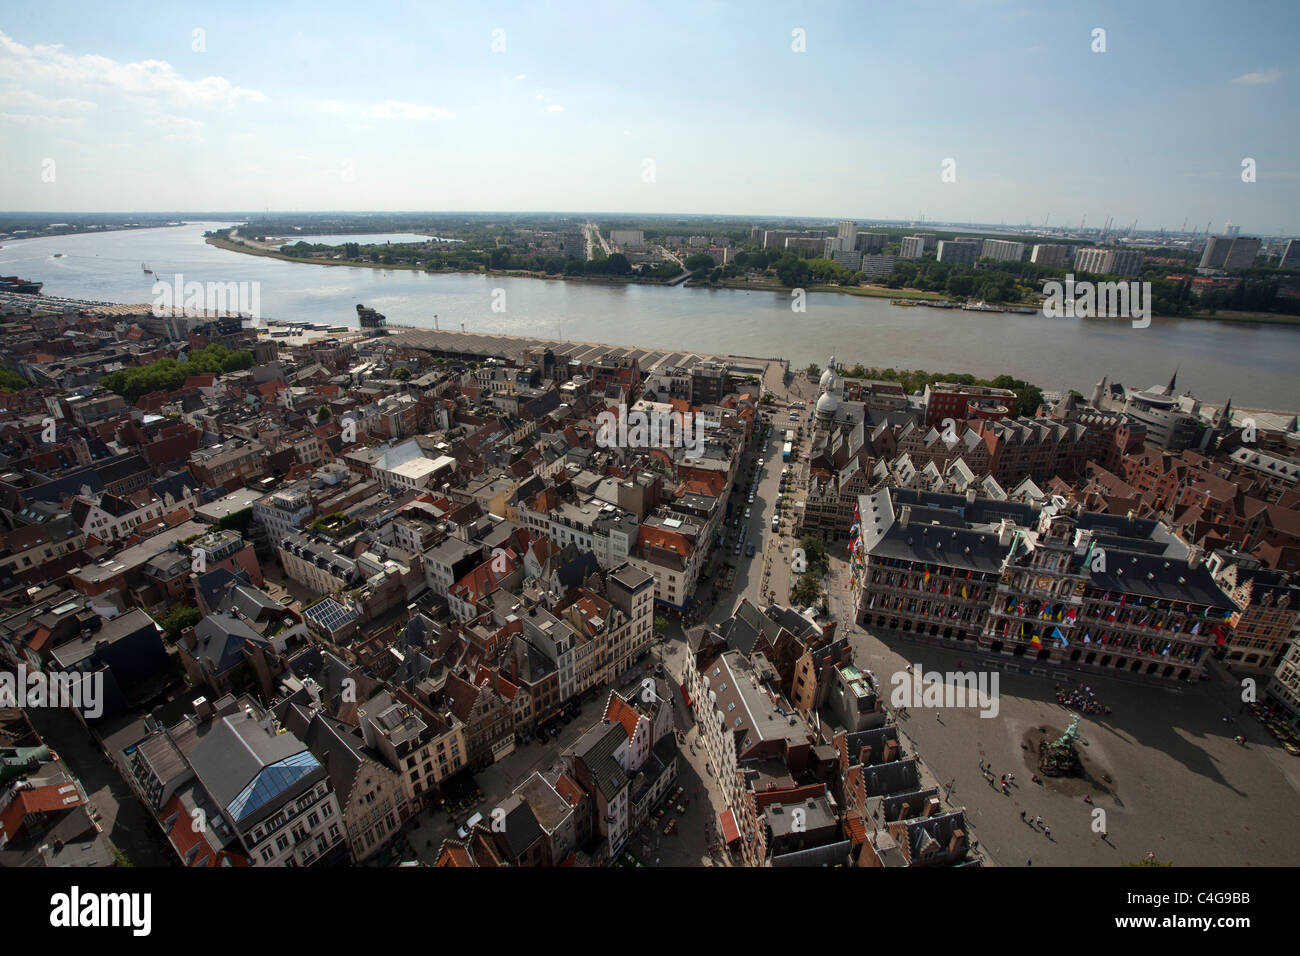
[3,222,1297,409]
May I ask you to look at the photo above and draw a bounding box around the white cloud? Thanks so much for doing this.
[514,74,526,80]
[0,89,97,112]
[147,113,202,129]
[319,100,347,113]
[0,111,84,126]
[0,29,267,109]
[545,104,564,113]
[370,99,452,120]
[1232,68,1281,85]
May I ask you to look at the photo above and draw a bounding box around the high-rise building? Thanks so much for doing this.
[1108,249,1144,277]
[899,236,926,259]
[980,239,1025,262]
[837,220,858,249]
[936,240,978,265]
[1281,239,1300,270]
[832,250,863,271]
[609,229,645,248]
[1199,236,1234,270]
[1030,244,1071,267]
[1223,236,1261,271]
[855,232,887,253]
[858,254,897,279]
[1074,247,1141,276]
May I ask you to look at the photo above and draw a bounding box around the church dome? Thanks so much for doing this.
[816,390,840,416]
[819,366,837,389]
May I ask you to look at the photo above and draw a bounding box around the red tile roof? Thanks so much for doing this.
[0,781,83,841]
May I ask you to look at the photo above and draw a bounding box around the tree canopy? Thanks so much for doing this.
[99,345,254,402]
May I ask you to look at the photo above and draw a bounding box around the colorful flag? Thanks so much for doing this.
[1053,626,1067,646]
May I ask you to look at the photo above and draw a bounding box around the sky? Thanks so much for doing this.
[2,0,1298,233]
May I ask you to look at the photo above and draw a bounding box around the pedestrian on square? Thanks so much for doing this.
[1044,825,1051,838]
[1035,815,1042,827]
[1020,810,1026,822]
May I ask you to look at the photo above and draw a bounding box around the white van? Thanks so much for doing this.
[457,811,485,840]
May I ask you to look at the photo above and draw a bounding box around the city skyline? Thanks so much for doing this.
[2,0,1299,231]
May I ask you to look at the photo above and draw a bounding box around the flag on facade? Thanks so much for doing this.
[1030,633,1043,648]
[1052,626,1067,646]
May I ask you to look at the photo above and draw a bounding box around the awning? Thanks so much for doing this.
[719,808,741,844]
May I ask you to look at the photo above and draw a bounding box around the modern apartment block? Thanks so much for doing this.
[1075,247,1144,277]
[899,236,926,259]
[837,220,858,249]
[1199,235,1260,272]
[609,229,645,248]
[856,232,887,253]
[1030,244,1072,267]
[980,239,1025,262]
[935,240,979,265]
[859,255,898,279]
[1280,238,1300,270]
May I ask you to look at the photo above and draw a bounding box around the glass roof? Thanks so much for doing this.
[227,751,320,822]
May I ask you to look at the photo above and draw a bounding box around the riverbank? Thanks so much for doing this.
[206,233,686,288]
[203,234,1300,325]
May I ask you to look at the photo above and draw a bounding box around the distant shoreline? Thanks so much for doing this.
[202,234,1300,325]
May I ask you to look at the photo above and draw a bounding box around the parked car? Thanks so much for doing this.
[456,811,485,840]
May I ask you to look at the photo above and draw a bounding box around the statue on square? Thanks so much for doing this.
[1038,714,1085,777]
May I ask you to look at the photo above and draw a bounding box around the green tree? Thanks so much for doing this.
[153,605,201,641]
[775,255,811,287]
[798,534,830,576]
[684,252,715,272]
[317,403,332,422]
[0,367,27,392]
[791,575,823,607]
[393,367,412,381]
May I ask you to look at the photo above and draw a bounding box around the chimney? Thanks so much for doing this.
[998,519,1014,546]
[898,505,911,528]
[857,746,872,766]
[949,827,967,857]
[192,696,213,720]
[966,487,976,504]
[882,739,899,763]
[1187,544,1204,569]
[927,795,942,817]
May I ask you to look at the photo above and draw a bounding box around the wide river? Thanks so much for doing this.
[4,222,1298,409]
